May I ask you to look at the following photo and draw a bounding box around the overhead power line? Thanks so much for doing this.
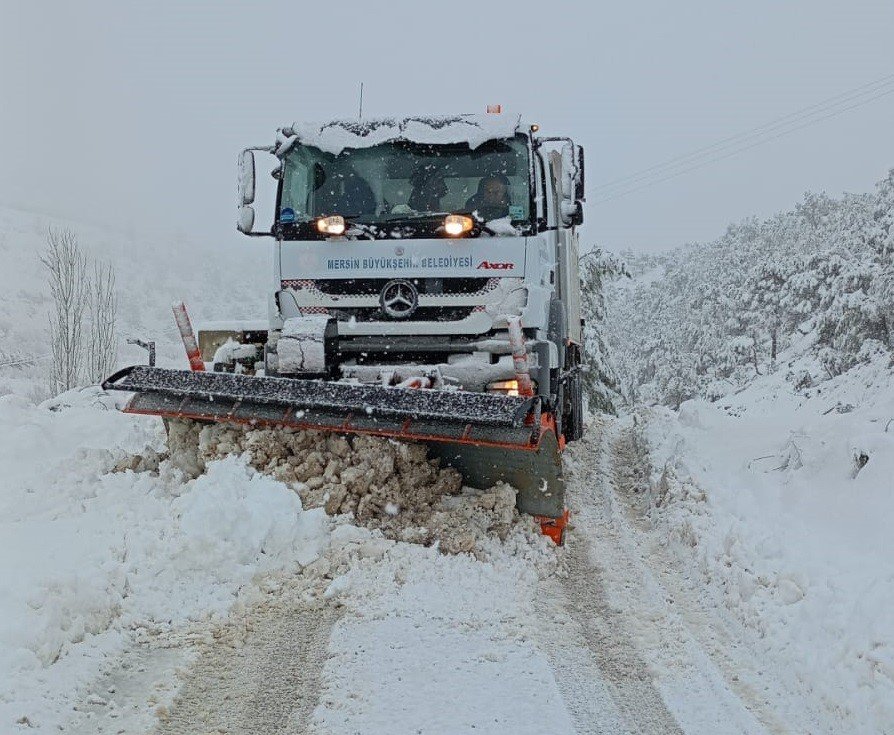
[592,73,894,204]
[595,85,894,204]
[594,72,894,193]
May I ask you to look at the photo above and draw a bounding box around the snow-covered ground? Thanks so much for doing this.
[0,389,330,731]
[0,203,286,731]
[3,201,893,733]
[0,387,574,734]
[597,172,894,733]
[12,384,883,734]
[626,353,894,733]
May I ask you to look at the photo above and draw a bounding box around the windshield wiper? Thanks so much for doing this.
[379,212,448,223]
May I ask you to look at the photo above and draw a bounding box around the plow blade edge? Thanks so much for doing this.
[102,366,565,517]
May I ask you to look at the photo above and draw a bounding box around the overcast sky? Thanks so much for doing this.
[2,0,893,253]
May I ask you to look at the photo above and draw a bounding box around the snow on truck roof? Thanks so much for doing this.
[275,113,525,157]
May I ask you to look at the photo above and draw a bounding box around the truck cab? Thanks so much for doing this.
[225,113,586,442]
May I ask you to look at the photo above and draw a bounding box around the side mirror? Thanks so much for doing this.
[238,149,256,205]
[560,199,582,225]
[574,145,585,202]
[237,149,260,235]
[560,142,585,226]
[235,146,277,237]
[238,205,255,234]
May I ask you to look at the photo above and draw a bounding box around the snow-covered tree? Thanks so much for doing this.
[42,228,89,393]
[87,260,118,384]
[42,228,119,393]
[579,249,628,413]
[602,169,894,405]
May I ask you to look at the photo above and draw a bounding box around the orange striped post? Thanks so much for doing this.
[172,301,205,372]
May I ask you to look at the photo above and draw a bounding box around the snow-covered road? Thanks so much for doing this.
[44,414,812,735]
[529,417,800,735]
[555,421,791,734]
[3,371,883,734]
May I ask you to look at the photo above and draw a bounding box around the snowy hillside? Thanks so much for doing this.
[0,204,267,399]
[0,205,271,729]
[600,173,894,733]
[604,170,894,408]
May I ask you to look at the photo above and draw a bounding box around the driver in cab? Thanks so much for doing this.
[312,162,376,217]
[465,174,511,220]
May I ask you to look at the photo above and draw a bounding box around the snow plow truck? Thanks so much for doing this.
[103,112,586,543]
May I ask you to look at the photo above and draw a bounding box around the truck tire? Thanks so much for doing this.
[563,372,584,442]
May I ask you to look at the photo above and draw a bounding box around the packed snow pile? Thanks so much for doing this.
[620,354,894,733]
[162,420,530,555]
[0,391,329,733]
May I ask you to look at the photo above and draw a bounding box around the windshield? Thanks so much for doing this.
[279,135,531,232]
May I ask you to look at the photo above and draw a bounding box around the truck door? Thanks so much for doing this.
[547,150,583,346]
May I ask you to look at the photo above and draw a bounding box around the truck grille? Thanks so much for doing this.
[282,278,501,298]
[280,278,507,323]
[312,278,493,296]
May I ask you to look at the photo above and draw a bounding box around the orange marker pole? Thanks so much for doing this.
[172,301,205,372]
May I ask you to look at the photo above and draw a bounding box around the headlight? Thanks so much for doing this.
[444,214,473,237]
[487,379,520,396]
[316,215,346,236]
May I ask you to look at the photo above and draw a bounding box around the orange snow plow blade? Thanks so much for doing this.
[103,366,566,519]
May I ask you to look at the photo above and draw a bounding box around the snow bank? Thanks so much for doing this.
[0,393,328,733]
[634,355,894,733]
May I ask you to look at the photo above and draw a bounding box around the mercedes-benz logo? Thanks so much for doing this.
[380,279,418,319]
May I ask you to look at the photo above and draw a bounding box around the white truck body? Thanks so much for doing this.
[234,115,585,417]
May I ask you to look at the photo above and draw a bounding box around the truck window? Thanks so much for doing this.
[280,136,532,232]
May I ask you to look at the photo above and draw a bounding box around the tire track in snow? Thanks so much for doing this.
[532,418,687,734]
[555,416,772,734]
[562,537,687,734]
[607,413,830,734]
[153,600,340,735]
[535,537,686,734]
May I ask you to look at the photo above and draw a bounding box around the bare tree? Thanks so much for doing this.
[87,260,118,383]
[42,228,89,393]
